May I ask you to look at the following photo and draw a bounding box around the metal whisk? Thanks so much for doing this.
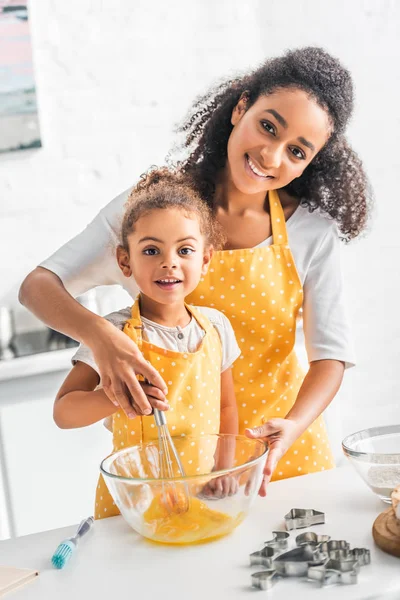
[153,408,190,514]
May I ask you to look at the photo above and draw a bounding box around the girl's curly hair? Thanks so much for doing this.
[121,167,226,251]
[175,46,372,241]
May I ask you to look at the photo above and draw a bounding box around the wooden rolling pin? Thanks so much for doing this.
[372,484,400,557]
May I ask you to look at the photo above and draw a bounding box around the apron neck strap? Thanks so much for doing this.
[269,189,288,245]
[129,296,144,350]
[128,295,213,349]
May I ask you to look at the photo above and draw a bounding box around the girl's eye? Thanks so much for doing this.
[290,147,306,160]
[179,247,194,256]
[260,120,276,135]
[143,248,159,256]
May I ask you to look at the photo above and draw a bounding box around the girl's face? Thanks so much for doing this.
[117,208,211,306]
[226,88,331,195]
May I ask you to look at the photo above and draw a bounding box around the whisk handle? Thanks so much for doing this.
[75,516,94,540]
[154,408,167,427]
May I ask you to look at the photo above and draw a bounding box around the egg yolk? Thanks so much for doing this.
[143,490,243,544]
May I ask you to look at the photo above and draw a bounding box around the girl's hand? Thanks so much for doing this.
[137,381,170,413]
[89,320,168,419]
[199,434,239,499]
[199,474,239,499]
[245,418,300,496]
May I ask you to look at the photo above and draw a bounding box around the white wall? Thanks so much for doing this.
[1,1,400,447]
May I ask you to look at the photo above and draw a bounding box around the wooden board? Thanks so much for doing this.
[0,566,38,597]
[372,507,400,558]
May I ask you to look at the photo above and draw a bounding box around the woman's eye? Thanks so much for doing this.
[143,248,159,256]
[290,147,305,160]
[261,120,276,135]
[179,247,194,256]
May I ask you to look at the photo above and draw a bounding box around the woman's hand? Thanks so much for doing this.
[89,319,168,418]
[245,418,300,496]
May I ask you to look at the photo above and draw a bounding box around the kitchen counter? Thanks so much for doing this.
[1,466,399,600]
[0,329,78,383]
[0,347,76,383]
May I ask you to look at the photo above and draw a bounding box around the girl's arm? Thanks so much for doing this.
[203,368,238,491]
[219,367,239,435]
[54,361,117,429]
[20,267,109,347]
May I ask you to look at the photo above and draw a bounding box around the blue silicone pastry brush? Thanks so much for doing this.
[51,516,94,569]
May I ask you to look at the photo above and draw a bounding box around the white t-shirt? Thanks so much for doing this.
[72,306,241,375]
[40,185,355,368]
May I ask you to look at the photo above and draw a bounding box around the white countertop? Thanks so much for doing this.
[1,466,399,600]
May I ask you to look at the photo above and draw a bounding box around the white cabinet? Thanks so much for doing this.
[0,366,111,539]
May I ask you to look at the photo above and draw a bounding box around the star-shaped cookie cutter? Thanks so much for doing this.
[284,508,325,530]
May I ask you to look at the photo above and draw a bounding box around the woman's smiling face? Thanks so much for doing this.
[226,88,332,194]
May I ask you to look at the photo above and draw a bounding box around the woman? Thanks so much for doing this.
[20,47,371,494]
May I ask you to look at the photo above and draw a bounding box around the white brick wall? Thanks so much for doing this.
[1,1,399,443]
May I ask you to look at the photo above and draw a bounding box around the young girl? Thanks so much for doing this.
[23,47,372,493]
[53,170,241,518]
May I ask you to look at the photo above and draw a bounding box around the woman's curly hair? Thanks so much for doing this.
[121,167,226,251]
[174,46,372,241]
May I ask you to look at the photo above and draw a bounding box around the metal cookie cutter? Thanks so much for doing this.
[251,570,280,591]
[250,545,280,568]
[308,557,360,587]
[296,532,331,548]
[250,531,290,567]
[284,508,325,530]
[329,547,371,567]
[264,531,290,550]
[273,545,328,577]
[319,539,350,554]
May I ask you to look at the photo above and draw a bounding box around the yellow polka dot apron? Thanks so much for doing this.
[94,297,222,519]
[187,189,335,481]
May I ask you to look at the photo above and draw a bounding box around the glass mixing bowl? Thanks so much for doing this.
[100,433,267,544]
[342,424,400,503]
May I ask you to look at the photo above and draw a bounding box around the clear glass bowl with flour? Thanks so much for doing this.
[342,424,400,503]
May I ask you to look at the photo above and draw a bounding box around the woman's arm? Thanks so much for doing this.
[246,360,344,496]
[54,361,117,428]
[19,267,105,345]
[285,358,344,430]
[20,268,167,417]
[20,188,168,416]
[246,359,344,494]
[219,368,239,435]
